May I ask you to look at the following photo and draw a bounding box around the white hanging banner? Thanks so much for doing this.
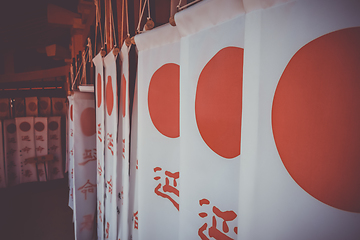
[16,117,37,183]
[52,98,67,116]
[175,1,245,239]
[0,121,6,188]
[3,119,21,186]
[25,97,38,117]
[116,43,131,240]
[73,91,97,240]
[0,98,10,119]
[38,97,51,116]
[238,0,360,239]
[134,23,181,240]
[93,52,105,240]
[47,116,64,180]
[103,49,118,240]
[34,117,48,182]
[14,98,25,118]
[129,77,139,240]
[68,95,75,210]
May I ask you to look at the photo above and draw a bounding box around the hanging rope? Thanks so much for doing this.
[94,0,104,51]
[72,48,89,90]
[110,0,118,48]
[136,0,148,33]
[178,0,202,11]
[147,0,151,20]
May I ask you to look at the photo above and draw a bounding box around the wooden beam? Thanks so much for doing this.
[46,44,71,60]
[47,4,81,26]
[0,66,69,83]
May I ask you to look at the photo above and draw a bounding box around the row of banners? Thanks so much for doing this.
[0,116,64,187]
[68,0,360,239]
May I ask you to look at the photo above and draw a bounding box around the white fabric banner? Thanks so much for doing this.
[47,116,64,180]
[174,1,245,239]
[16,117,37,183]
[129,77,139,240]
[134,23,181,240]
[25,97,38,117]
[103,49,118,240]
[238,0,360,239]
[68,95,75,210]
[116,43,131,240]
[93,52,105,240]
[73,91,97,240]
[38,97,51,116]
[14,98,25,117]
[0,99,10,119]
[3,119,21,186]
[0,121,6,188]
[34,117,48,182]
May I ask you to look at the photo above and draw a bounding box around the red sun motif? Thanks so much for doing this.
[122,74,126,118]
[20,122,31,132]
[80,107,96,136]
[97,73,102,108]
[148,63,180,138]
[54,101,64,111]
[106,75,114,116]
[7,123,16,134]
[272,27,360,213]
[34,122,45,132]
[48,121,59,131]
[28,102,37,111]
[70,104,73,121]
[195,47,243,159]
[39,100,48,110]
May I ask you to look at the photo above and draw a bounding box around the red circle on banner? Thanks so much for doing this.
[7,123,16,134]
[70,104,73,121]
[195,47,243,159]
[54,101,64,111]
[148,63,180,138]
[272,27,360,213]
[106,75,114,116]
[122,74,126,118]
[34,122,45,132]
[49,121,59,131]
[39,100,48,110]
[97,73,102,108]
[28,102,37,111]
[0,102,8,112]
[20,122,31,132]
[80,107,96,136]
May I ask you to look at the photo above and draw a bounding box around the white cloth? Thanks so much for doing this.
[103,49,119,240]
[47,116,64,180]
[93,52,106,240]
[134,23,181,240]
[73,91,97,240]
[116,42,131,240]
[68,95,75,210]
[34,117,48,182]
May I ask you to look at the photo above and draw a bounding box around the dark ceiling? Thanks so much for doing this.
[0,0,79,74]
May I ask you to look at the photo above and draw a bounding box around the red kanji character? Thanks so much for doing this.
[8,138,16,143]
[133,211,138,229]
[70,129,73,137]
[24,170,32,178]
[79,149,97,166]
[36,146,45,153]
[106,222,110,238]
[22,146,31,154]
[154,167,179,211]
[22,136,31,141]
[80,214,94,232]
[50,134,58,140]
[98,201,103,222]
[107,176,113,200]
[78,180,96,200]
[107,133,114,155]
[98,162,103,176]
[97,124,102,142]
[7,148,16,157]
[38,169,45,176]
[122,139,125,159]
[198,199,238,240]
[49,145,58,152]
[35,135,45,141]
